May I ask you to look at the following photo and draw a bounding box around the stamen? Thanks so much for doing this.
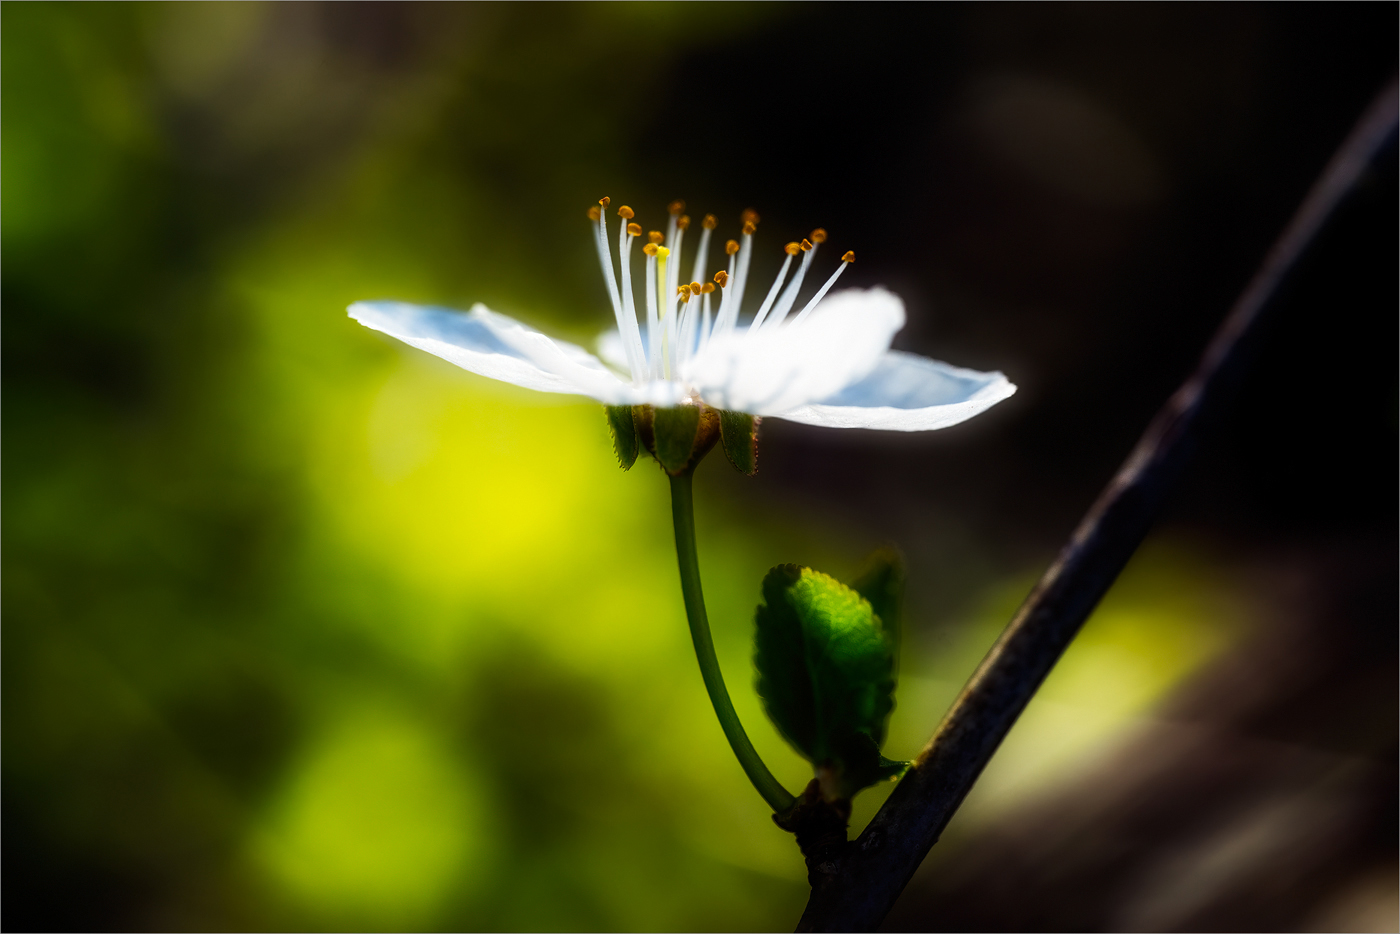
[616,212,647,379]
[655,245,673,378]
[702,214,718,230]
[785,241,802,255]
[713,270,729,287]
[748,244,796,330]
[741,208,760,226]
[725,239,740,255]
[648,231,664,244]
[701,282,716,294]
[599,196,611,207]
[677,215,691,230]
[627,222,642,237]
[588,206,601,221]
[764,235,820,329]
[789,250,854,326]
[644,246,660,376]
[810,228,828,243]
[618,205,635,218]
[643,243,659,256]
[669,200,686,216]
[592,197,631,373]
[690,214,714,292]
[731,212,758,330]
[699,286,713,353]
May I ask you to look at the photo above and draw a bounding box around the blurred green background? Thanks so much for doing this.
[4,4,1395,931]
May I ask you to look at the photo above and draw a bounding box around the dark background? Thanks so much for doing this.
[4,3,1395,931]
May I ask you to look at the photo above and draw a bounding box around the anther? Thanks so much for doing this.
[677,285,689,295]
[689,281,703,295]
[668,199,686,216]
[810,228,828,243]
[648,231,665,244]
[678,215,691,230]
[701,282,716,294]
[618,205,635,219]
[725,239,740,255]
[599,196,610,207]
[741,208,761,226]
[643,243,659,256]
[714,270,730,287]
[588,206,601,221]
[702,214,718,230]
[627,222,642,237]
[742,221,757,235]
[785,242,801,256]
[800,238,813,252]
[842,251,855,263]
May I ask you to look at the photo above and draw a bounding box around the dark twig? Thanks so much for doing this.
[796,78,1399,933]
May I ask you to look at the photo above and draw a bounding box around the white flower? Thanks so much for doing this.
[348,199,1015,431]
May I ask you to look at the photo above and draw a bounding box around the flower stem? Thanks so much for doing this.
[669,470,796,813]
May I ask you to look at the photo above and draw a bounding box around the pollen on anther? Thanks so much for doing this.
[701,282,716,294]
[678,215,691,230]
[668,199,686,216]
[648,231,665,244]
[588,206,601,221]
[689,281,702,295]
[741,208,761,226]
[677,285,689,295]
[742,221,757,235]
[725,239,740,255]
[627,222,642,237]
[643,243,659,256]
[800,238,813,252]
[842,250,855,263]
[618,205,635,218]
[599,196,611,207]
[784,242,801,255]
[810,228,828,243]
[702,214,718,229]
[714,270,730,287]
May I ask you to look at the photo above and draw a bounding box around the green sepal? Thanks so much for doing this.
[652,405,701,474]
[718,410,759,475]
[605,405,638,469]
[753,563,904,799]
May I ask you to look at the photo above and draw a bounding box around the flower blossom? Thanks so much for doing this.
[349,198,1015,432]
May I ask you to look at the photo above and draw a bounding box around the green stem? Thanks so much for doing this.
[669,471,796,813]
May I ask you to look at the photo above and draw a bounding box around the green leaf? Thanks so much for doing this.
[652,405,700,474]
[849,547,905,683]
[753,564,903,798]
[718,410,759,475]
[604,405,638,469]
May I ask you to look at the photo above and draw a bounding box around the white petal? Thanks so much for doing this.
[684,288,905,415]
[349,301,684,406]
[773,351,1017,431]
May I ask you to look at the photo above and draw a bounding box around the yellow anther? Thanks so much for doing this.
[702,214,718,229]
[714,270,730,287]
[725,239,740,255]
[800,238,813,252]
[678,215,691,230]
[668,199,686,215]
[842,250,855,263]
[627,222,642,237]
[689,281,703,295]
[742,221,757,235]
[599,196,611,207]
[810,228,828,243]
[741,208,761,226]
[701,282,716,294]
[618,205,635,219]
[648,230,664,244]
[643,243,659,256]
[677,284,689,296]
[785,242,801,255]
[680,291,692,304]
[588,206,601,221]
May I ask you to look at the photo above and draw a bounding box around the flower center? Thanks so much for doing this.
[588,197,854,386]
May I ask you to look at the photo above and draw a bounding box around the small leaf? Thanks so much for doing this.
[652,405,701,474]
[754,565,901,798]
[849,547,905,691]
[718,410,759,475]
[605,405,638,469]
